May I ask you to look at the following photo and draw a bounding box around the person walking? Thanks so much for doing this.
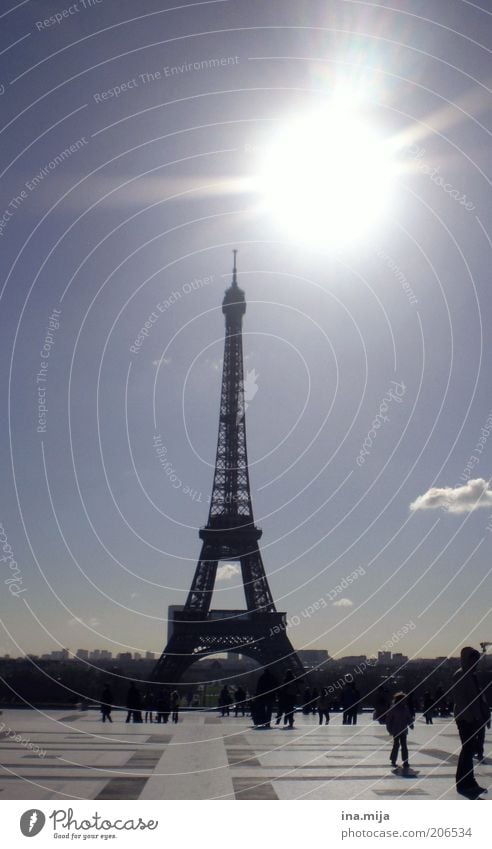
[125,683,141,723]
[342,681,359,725]
[279,670,298,729]
[317,687,330,725]
[452,646,490,799]
[234,686,246,717]
[143,689,154,723]
[386,692,414,772]
[254,668,278,728]
[218,685,232,717]
[171,690,180,724]
[155,689,170,724]
[423,690,434,725]
[100,685,113,723]
[348,684,361,725]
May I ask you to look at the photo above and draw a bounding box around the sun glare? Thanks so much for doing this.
[256,106,395,248]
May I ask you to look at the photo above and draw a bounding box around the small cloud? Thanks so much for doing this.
[130,592,140,599]
[243,368,259,403]
[410,478,492,514]
[333,598,353,607]
[216,563,240,581]
[152,357,171,367]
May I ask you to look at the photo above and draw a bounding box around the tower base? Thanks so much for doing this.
[151,609,305,685]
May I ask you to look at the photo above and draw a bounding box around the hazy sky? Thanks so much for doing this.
[1,0,491,663]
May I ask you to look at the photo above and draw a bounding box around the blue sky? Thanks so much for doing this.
[1,0,491,662]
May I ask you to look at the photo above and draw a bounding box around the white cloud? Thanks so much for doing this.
[152,357,171,367]
[216,563,240,581]
[333,598,353,607]
[410,478,492,514]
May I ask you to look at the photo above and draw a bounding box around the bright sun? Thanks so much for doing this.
[256,107,394,248]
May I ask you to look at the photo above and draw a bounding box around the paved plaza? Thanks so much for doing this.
[0,710,490,801]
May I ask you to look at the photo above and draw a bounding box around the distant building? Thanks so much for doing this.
[340,655,367,665]
[145,651,155,660]
[99,650,112,660]
[390,653,408,665]
[76,649,89,660]
[117,652,132,662]
[50,648,69,661]
[134,652,142,661]
[297,649,330,669]
[378,651,392,664]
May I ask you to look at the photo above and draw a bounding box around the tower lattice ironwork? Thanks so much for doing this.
[151,251,304,685]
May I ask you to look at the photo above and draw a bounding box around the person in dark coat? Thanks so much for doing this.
[254,668,278,728]
[317,687,330,726]
[171,690,180,724]
[125,683,142,723]
[386,692,414,771]
[100,686,113,723]
[234,686,247,717]
[348,684,361,725]
[156,689,171,724]
[143,690,154,723]
[452,646,490,799]
[342,681,359,724]
[423,690,434,725]
[279,670,298,729]
[218,685,233,717]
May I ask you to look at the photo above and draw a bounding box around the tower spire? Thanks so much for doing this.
[232,248,238,287]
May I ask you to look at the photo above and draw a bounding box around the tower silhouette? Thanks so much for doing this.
[152,251,304,685]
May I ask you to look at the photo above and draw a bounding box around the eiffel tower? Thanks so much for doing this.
[151,251,304,685]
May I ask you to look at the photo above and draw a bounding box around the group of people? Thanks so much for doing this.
[253,673,363,729]
[97,645,489,800]
[373,646,490,797]
[218,685,247,716]
[217,683,332,725]
[99,684,180,725]
[252,670,334,729]
[227,646,491,799]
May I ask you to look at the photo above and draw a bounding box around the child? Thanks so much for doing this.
[386,692,414,771]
